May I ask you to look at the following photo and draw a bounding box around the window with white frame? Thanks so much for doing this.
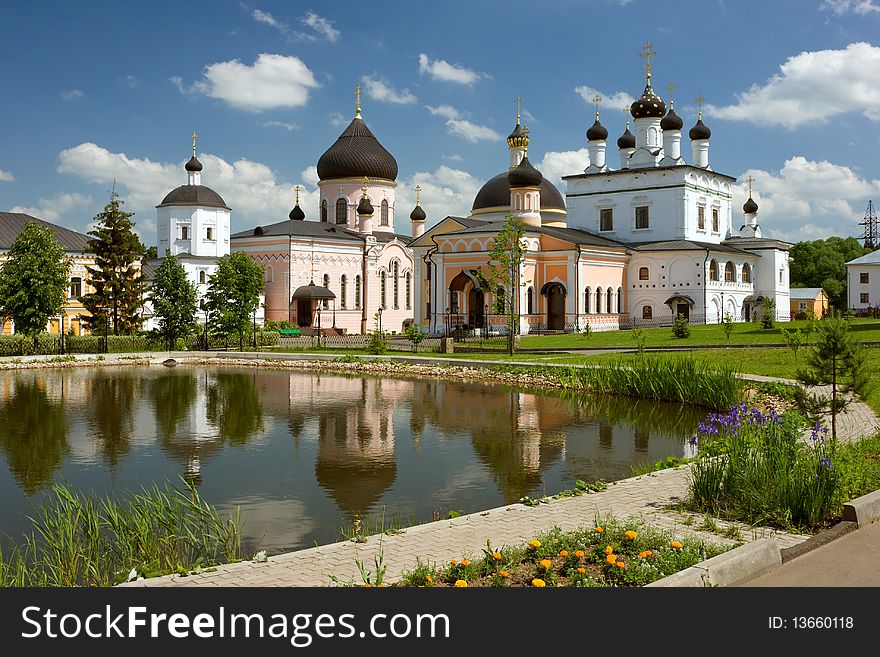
[635,206,649,229]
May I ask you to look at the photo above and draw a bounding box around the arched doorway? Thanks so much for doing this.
[543,282,566,331]
[468,288,485,328]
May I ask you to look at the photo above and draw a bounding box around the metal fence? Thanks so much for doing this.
[278,335,443,351]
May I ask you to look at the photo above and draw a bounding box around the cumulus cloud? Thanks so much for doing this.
[575,86,636,115]
[395,165,484,230]
[171,53,320,112]
[10,192,93,227]
[362,75,417,104]
[56,142,320,238]
[60,89,84,102]
[418,54,484,85]
[0,169,13,182]
[425,105,500,142]
[533,149,590,187]
[707,42,880,128]
[732,156,880,241]
[302,11,340,42]
[821,0,880,14]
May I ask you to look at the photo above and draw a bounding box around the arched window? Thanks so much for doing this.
[642,305,653,319]
[380,271,387,308]
[525,194,531,211]
[514,193,521,211]
[392,261,399,309]
[742,263,752,284]
[724,261,735,282]
[527,287,534,315]
[584,287,591,314]
[321,199,328,223]
[335,198,347,224]
[322,273,330,308]
[607,288,614,314]
[617,287,623,314]
[709,259,719,282]
[495,287,505,314]
[596,288,603,314]
[380,199,389,226]
[639,267,649,281]
[264,266,273,283]
[340,274,347,309]
[405,272,411,309]
[355,275,361,309]
[199,270,206,285]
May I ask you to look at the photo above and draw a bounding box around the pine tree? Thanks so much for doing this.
[149,252,198,350]
[0,221,69,352]
[80,194,146,335]
[204,251,264,352]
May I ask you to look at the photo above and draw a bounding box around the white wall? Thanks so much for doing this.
[158,206,230,258]
[847,264,880,309]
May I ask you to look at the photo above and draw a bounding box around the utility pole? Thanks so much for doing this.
[857,200,878,249]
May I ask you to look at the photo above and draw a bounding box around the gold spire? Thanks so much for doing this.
[355,83,362,117]
[361,177,369,198]
[695,94,705,120]
[640,42,656,83]
[515,96,522,124]
[415,184,421,206]
[593,93,602,121]
[747,175,754,197]
[295,184,300,205]
[192,130,197,158]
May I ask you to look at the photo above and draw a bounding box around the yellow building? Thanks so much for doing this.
[0,212,96,335]
[789,287,829,319]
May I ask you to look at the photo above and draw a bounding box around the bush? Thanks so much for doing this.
[0,333,161,355]
[760,299,776,329]
[672,314,690,339]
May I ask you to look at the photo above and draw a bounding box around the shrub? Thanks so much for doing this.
[760,299,776,329]
[672,314,690,339]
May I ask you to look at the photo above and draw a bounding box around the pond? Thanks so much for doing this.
[0,366,705,554]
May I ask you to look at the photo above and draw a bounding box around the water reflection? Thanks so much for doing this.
[206,372,264,445]
[86,372,138,468]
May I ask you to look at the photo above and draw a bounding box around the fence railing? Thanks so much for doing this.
[278,335,443,351]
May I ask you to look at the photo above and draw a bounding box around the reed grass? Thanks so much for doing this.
[0,481,241,587]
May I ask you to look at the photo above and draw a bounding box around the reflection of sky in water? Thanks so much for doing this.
[0,366,705,554]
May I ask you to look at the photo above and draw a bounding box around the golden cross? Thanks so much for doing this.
[295,184,300,204]
[622,106,630,127]
[667,82,677,105]
[415,184,421,205]
[362,177,369,197]
[746,175,754,197]
[355,83,362,114]
[593,93,602,118]
[192,130,197,157]
[515,96,522,123]
[695,94,705,117]
[640,42,656,78]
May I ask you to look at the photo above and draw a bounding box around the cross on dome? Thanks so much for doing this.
[355,83,362,117]
[192,130,197,157]
[695,94,705,118]
[640,42,656,82]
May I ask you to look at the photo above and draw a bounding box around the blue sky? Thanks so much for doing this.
[1,0,879,243]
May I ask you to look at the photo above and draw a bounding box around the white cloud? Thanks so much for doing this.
[362,75,417,104]
[395,165,484,230]
[10,192,93,226]
[119,75,138,88]
[418,53,484,85]
[443,153,463,162]
[425,105,500,142]
[575,86,636,114]
[301,11,340,42]
[0,169,13,182]
[533,149,590,187]
[171,53,320,112]
[263,120,299,131]
[60,89,84,102]
[328,112,346,127]
[707,42,880,128]
[732,156,880,241]
[822,0,880,14]
[56,142,320,239]
[253,9,284,30]
[426,104,460,120]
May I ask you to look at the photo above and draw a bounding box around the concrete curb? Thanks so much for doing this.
[646,538,781,587]
[842,489,880,527]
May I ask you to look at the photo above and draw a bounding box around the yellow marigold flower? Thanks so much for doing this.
[449,559,458,565]
[604,545,614,555]
[625,530,638,540]
[605,553,617,565]
[528,540,541,549]
[594,527,604,533]
[531,578,546,588]
[638,550,653,558]
[559,550,569,557]
[616,561,625,569]
[539,559,552,570]
[576,567,586,574]
[499,570,509,578]
[454,579,468,587]
[377,584,386,587]
[574,550,585,558]
[460,559,470,567]
[671,541,683,549]
[492,552,502,560]
[425,575,433,584]
[362,584,372,588]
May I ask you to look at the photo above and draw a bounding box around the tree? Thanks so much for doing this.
[204,251,264,352]
[80,195,146,335]
[672,313,690,339]
[797,313,870,447]
[789,237,873,310]
[0,221,69,352]
[149,252,199,350]
[760,298,776,329]
[405,323,426,352]
[476,215,528,355]
[144,246,158,259]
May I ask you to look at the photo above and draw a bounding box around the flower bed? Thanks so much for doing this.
[393,517,730,588]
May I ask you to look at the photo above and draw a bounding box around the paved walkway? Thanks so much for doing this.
[124,466,808,587]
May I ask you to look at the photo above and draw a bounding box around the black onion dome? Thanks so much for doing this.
[507,122,528,148]
[586,117,608,141]
[630,82,666,119]
[473,173,565,213]
[507,156,543,188]
[689,117,711,140]
[185,156,203,172]
[289,203,305,221]
[617,126,636,149]
[158,185,229,210]
[357,195,374,216]
[660,107,683,131]
[743,196,758,214]
[410,204,426,222]
[317,116,398,181]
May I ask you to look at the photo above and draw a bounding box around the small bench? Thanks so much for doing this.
[278,328,302,337]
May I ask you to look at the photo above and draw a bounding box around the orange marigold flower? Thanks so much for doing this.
[528,540,541,549]
[559,550,569,557]
[425,575,433,584]
[449,560,458,565]
[671,541,683,549]
[460,559,470,567]
[539,559,552,570]
[616,561,625,569]
[574,550,585,558]
[625,530,638,540]
[638,550,653,558]
[531,578,546,588]
[499,570,509,578]
[492,552,502,560]
[604,545,614,555]
[454,580,468,587]
[362,584,372,588]
[594,527,604,533]
[576,567,586,574]
[606,553,617,565]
